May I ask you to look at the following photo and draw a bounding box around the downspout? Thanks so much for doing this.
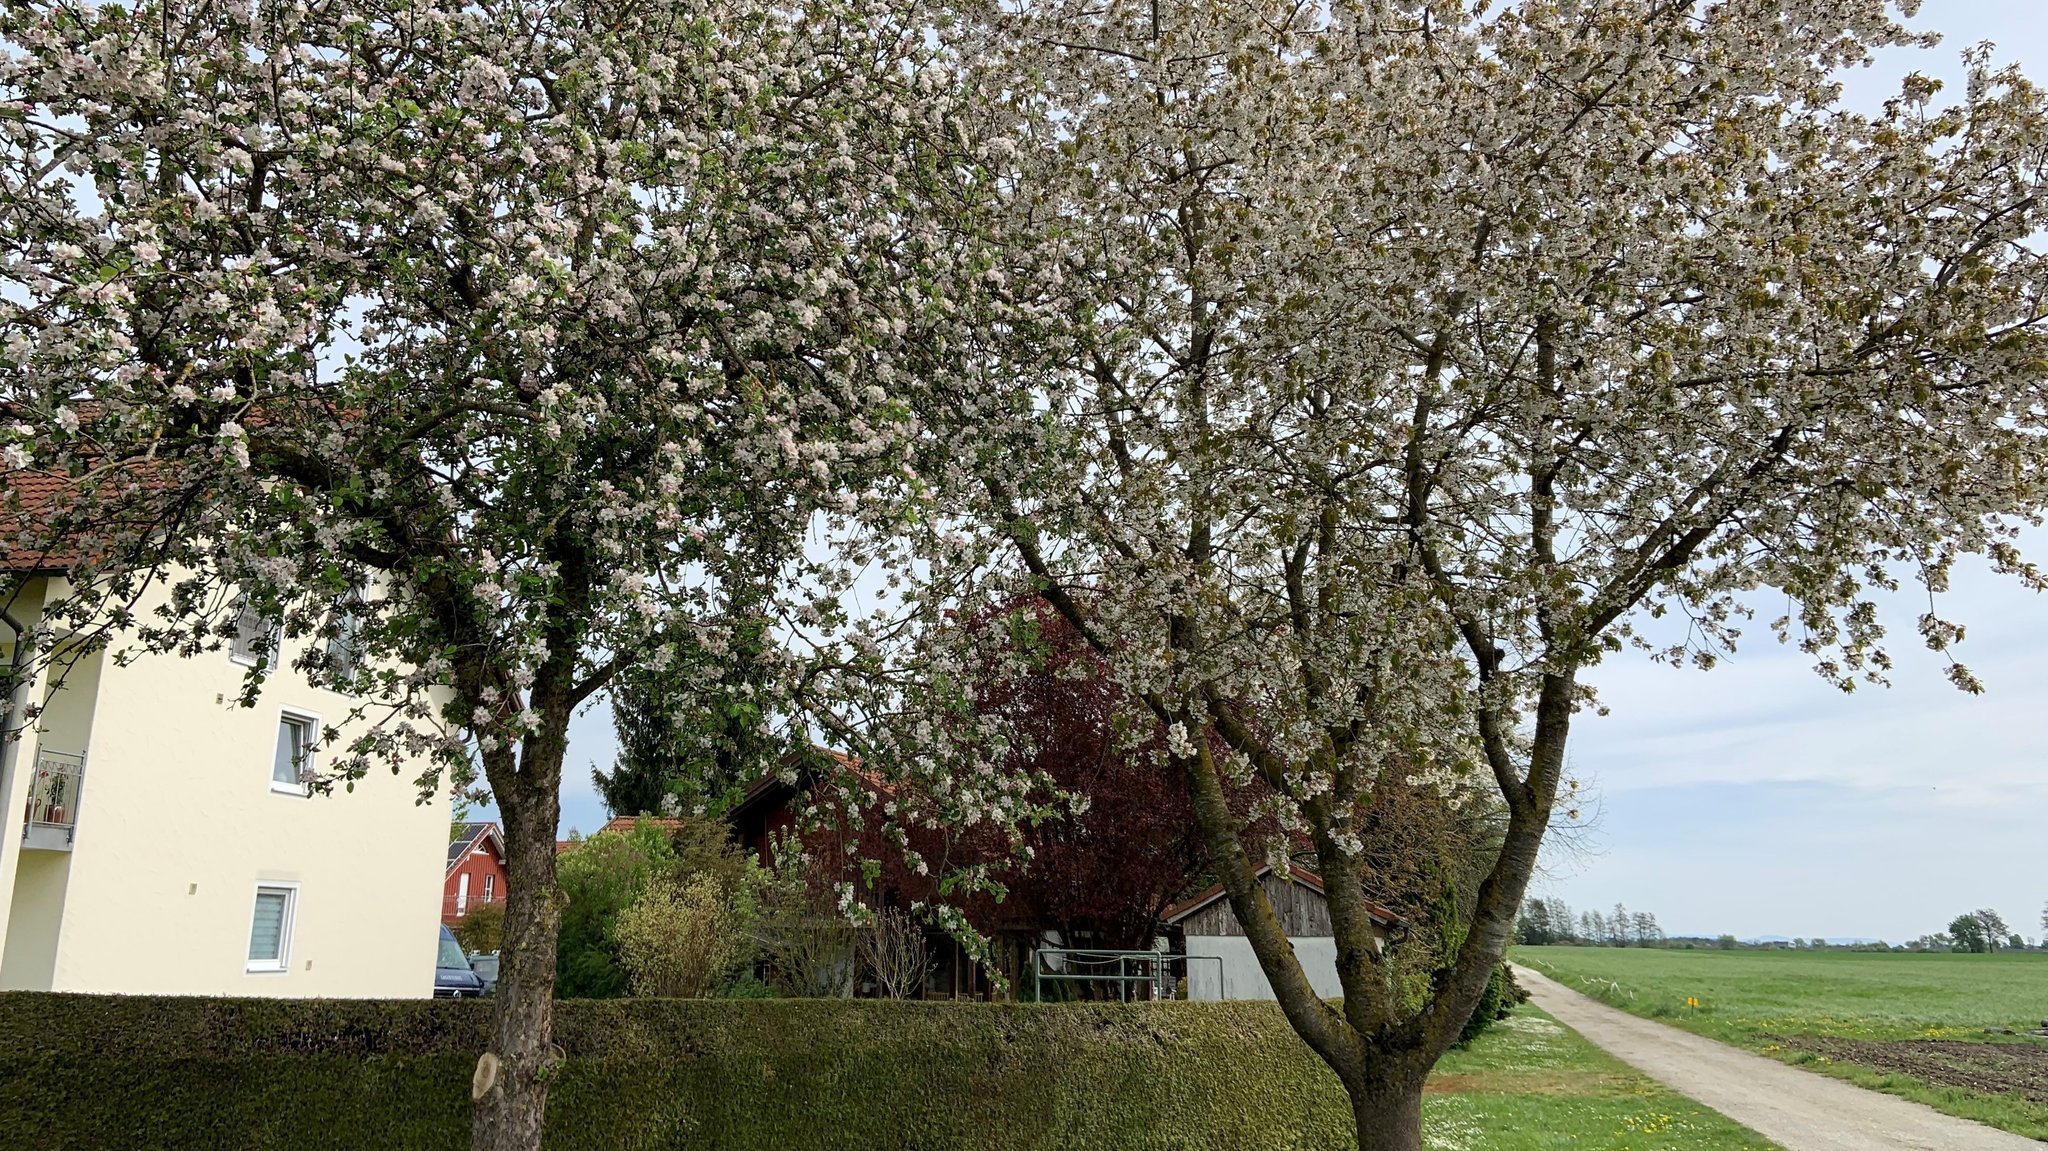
[1,603,37,838]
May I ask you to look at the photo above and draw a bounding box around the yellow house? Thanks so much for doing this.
[0,571,451,996]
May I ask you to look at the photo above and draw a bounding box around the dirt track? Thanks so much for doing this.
[1512,966,2043,1151]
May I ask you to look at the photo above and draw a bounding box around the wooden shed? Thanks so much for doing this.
[1162,864,1402,1001]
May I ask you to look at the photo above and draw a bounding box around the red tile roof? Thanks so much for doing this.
[596,816,685,836]
[3,457,186,574]
[2,471,84,572]
[553,816,686,855]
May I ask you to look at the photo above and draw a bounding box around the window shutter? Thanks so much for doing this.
[249,891,288,962]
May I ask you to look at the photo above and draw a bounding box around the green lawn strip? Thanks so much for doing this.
[1515,947,2048,1140]
[1424,1006,1781,1151]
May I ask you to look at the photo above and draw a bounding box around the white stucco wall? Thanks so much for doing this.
[1,851,69,990]
[0,579,54,961]
[1184,935,1344,1002]
[4,576,451,997]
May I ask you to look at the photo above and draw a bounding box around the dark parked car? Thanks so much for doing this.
[434,924,485,998]
[466,951,500,996]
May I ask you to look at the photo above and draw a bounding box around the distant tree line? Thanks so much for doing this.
[1906,908,2032,953]
[1517,900,2048,954]
[1515,900,1665,948]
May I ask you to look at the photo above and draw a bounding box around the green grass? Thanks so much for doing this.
[1422,1006,1780,1150]
[1515,946,2048,1139]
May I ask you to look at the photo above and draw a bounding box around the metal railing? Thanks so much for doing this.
[1030,948,1223,1002]
[25,749,84,839]
[443,890,500,919]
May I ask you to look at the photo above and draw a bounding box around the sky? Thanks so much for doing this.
[516,0,2048,945]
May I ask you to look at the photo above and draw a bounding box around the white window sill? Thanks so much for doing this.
[269,782,311,798]
[245,963,288,974]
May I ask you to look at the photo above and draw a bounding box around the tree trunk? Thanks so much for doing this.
[470,768,564,1151]
[1349,1075,1425,1151]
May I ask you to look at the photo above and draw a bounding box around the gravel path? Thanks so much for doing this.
[1511,965,2043,1151]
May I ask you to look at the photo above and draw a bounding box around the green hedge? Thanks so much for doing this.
[0,994,1354,1150]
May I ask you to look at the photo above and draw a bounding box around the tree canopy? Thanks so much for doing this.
[1,0,1001,1145]
[844,1,2048,1145]
[9,2,2048,1150]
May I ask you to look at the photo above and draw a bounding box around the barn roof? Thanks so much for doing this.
[1161,863,1406,929]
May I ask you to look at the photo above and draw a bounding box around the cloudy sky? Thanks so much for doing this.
[537,0,2048,945]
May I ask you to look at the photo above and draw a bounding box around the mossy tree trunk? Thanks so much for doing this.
[469,749,565,1151]
[1350,1080,1426,1151]
[468,538,597,1151]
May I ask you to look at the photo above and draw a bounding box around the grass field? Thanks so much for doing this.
[1423,1004,1779,1150]
[1516,946,2048,1139]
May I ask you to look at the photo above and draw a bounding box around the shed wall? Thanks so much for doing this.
[1184,935,1343,1002]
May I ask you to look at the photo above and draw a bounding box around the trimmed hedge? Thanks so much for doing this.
[0,994,1354,1150]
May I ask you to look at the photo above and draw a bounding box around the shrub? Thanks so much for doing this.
[755,877,857,998]
[555,821,678,997]
[760,908,857,997]
[556,814,763,998]
[856,907,929,1000]
[0,993,1355,1151]
[712,974,777,999]
[614,876,753,999]
[453,901,506,954]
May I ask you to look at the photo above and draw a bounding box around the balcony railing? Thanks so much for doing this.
[24,749,84,847]
[442,890,500,919]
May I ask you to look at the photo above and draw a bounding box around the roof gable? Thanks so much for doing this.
[445,821,503,871]
[1162,864,1404,928]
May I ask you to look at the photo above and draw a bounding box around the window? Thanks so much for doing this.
[325,592,364,681]
[273,711,318,794]
[229,598,283,669]
[438,928,470,969]
[483,874,495,903]
[247,884,297,972]
[456,872,470,915]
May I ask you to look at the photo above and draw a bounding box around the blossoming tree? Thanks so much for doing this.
[913,1,2048,1145]
[0,0,995,1147]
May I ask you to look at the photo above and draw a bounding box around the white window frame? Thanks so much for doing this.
[272,708,320,796]
[456,871,470,915]
[246,882,299,973]
[483,873,495,903]
[229,597,284,669]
